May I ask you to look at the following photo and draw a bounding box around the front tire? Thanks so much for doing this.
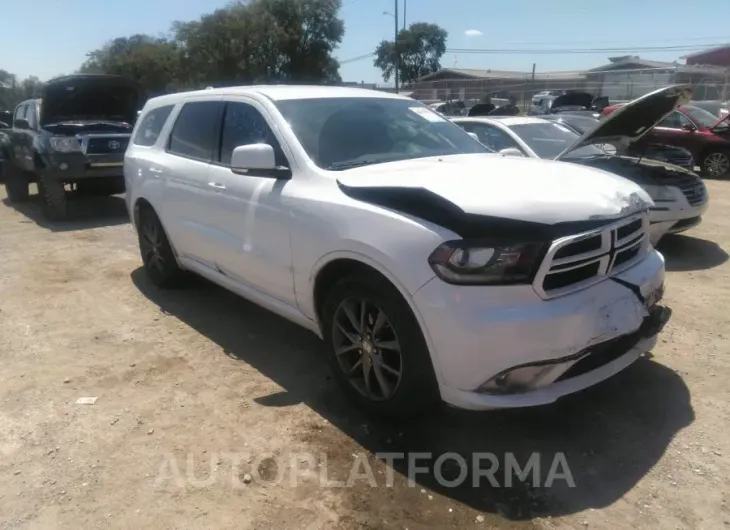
[3,162,29,202]
[321,271,440,419]
[701,150,730,178]
[137,207,185,288]
[37,173,68,221]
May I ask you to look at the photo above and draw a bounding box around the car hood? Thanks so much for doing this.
[555,85,692,160]
[40,75,140,127]
[551,92,593,111]
[335,154,652,234]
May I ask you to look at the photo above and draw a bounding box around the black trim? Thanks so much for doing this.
[337,181,622,240]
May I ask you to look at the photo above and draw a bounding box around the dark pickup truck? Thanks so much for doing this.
[1,74,139,220]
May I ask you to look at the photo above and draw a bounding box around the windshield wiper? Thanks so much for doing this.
[326,160,380,171]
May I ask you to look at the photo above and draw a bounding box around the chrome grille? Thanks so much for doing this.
[534,214,650,299]
[677,178,707,206]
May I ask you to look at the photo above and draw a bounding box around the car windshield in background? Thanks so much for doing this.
[683,105,720,128]
[274,97,489,170]
[508,122,605,159]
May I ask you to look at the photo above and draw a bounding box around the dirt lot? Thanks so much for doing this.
[0,182,729,530]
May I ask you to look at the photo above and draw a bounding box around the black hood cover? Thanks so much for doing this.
[40,75,140,126]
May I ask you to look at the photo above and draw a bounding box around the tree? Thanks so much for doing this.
[80,34,184,97]
[374,22,448,85]
[80,0,345,96]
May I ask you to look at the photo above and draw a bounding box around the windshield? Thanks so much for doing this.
[274,97,489,170]
[682,105,720,128]
[508,122,605,159]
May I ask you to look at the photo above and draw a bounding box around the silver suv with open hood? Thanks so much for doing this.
[454,86,708,244]
[1,74,139,221]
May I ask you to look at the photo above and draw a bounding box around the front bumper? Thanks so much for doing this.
[411,249,667,410]
[41,152,125,180]
[648,188,709,244]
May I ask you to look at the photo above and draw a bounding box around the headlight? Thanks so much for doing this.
[49,137,81,153]
[428,240,545,285]
[643,184,676,202]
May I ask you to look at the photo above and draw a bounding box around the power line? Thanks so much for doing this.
[340,52,376,64]
[446,43,727,55]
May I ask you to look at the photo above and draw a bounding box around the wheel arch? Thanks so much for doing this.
[133,197,182,262]
[309,252,445,386]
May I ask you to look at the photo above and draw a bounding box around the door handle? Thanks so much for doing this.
[149,168,164,176]
[208,182,227,190]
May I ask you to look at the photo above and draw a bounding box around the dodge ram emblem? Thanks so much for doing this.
[108,140,121,150]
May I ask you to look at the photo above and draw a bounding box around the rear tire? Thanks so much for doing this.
[321,270,440,419]
[37,174,68,221]
[701,150,730,178]
[3,162,30,203]
[137,207,186,288]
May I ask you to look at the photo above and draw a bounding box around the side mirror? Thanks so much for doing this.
[597,143,618,155]
[681,123,697,132]
[230,143,290,178]
[14,118,31,130]
[466,132,480,142]
[499,147,525,157]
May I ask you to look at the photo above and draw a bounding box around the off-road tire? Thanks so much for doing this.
[3,162,30,202]
[37,174,68,221]
[321,270,440,420]
[137,206,186,288]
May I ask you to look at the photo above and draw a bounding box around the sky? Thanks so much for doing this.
[1,0,730,84]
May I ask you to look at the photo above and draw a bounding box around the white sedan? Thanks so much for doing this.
[453,113,709,245]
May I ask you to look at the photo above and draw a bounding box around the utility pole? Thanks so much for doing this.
[403,0,407,30]
[394,0,400,94]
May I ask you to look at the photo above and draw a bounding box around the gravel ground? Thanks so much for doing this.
[0,182,729,529]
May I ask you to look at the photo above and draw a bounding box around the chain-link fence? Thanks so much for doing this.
[408,66,730,109]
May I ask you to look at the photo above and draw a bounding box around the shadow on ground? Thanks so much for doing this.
[2,190,129,232]
[132,269,694,523]
[658,233,729,272]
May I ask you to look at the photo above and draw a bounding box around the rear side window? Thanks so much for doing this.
[167,101,224,161]
[133,105,174,146]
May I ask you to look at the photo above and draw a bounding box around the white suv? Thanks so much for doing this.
[125,86,670,417]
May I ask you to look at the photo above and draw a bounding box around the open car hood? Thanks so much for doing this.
[40,75,140,126]
[550,92,593,111]
[555,85,692,160]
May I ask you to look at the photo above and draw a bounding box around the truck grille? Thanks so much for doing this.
[677,178,707,206]
[84,136,130,155]
[534,214,649,299]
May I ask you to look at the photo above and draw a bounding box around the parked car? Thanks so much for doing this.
[1,74,139,220]
[528,91,605,117]
[0,111,11,179]
[541,113,695,170]
[453,87,708,245]
[603,102,730,178]
[126,85,669,417]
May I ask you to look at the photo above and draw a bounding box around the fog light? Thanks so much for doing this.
[59,162,68,171]
[476,355,585,395]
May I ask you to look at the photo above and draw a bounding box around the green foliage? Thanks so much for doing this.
[2,0,345,109]
[374,22,448,85]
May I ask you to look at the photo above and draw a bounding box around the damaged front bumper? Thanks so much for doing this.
[412,248,667,411]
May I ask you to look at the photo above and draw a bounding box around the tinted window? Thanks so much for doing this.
[658,111,692,129]
[134,105,174,146]
[168,101,224,161]
[682,106,719,128]
[274,97,488,170]
[219,102,287,166]
[459,122,518,151]
[14,104,27,124]
[508,122,604,159]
